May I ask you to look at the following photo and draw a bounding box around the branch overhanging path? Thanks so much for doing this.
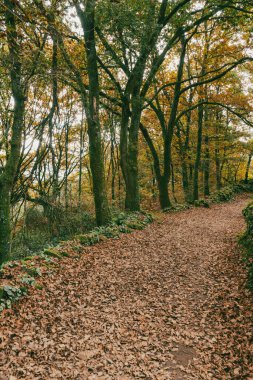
[0,197,253,379]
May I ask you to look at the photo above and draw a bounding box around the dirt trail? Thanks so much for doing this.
[0,196,253,380]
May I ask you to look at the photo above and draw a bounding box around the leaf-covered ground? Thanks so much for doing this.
[0,196,253,379]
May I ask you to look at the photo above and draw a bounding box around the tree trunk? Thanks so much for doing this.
[65,122,69,209]
[122,90,143,210]
[203,105,210,196]
[245,154,252,184]
[193,103,204,200]
[0,0,26,263]
[125,109,140,210]
[140,123,171,210]
[203,133,210,196]
[76,1,111,225]
[182,161,191,202]
[110,131,116,201]
[157,176,172,209]
[0,185,11,263]
[176,123,191,202]
[215,113,222,190]
[78,114,84,207]
[215,153,222,190]
[171,162,177,203]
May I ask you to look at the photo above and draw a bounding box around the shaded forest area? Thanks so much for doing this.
[1,0,253,263]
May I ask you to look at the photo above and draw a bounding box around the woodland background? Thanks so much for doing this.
[1,0,253,263]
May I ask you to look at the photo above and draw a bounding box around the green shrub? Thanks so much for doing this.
[211,186,234,203]
[77,232,101,246]
[163,204,191,212]
[94,225,120,239]
[20,275,36,286]
[0,285,27,312]
[194,198,210,208]
[56,209,95,238]
[11,207,95,260]
[118,225,132,233]
[12,230,52,260]
[112,211,129,226]
[23,266,42,278]
[243,202,253,235]
[234,180,253,193]
[240,202,253,289]
[43,248,63,259]
[76,211,153,246]
[25,207,48,230]
[126,221,144,230]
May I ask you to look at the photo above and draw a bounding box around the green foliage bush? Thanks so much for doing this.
[163,204,191,212]
[43,248,63,259]
[0,285,27,312]
[25,207,48,230]
[23,266,42,278]
[56,208,96,238]
[211,182,253,204]
[234,180,253,193]
[77,232,101,246]
[12,231,52,260]
[20,275,36,286]
[194,199,210,208]
[240,202,253,289]
[94,225,120,238]
[210,186,235,203]
[12,206,96,260]
[76,211,153,246]
[118,225,132,233]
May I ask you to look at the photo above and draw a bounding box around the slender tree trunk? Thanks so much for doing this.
[76,1,111,225]
[203,132,210,196]
[203,90,210,196]
[176,124,191,202]
[189,164,193,181]
[171,162,177,203]
[121,63,145,210]
[161,36,186,207]
[125,101,141,210]
[78,116,84,207]
[151,165,156,200]
[245,154,252,184]
[182,161,191,202]
[140,123,171,209]
[110,131,116,201]
[215,153,222,190]
[215,113,222,190]
[193,21,210,201]
[119,99,130,203]
[65,123,69,209]
[0,1,26,263]
[0,184,11,263]
[193,103,204,200]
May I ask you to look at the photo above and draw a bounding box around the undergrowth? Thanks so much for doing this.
[164,182,253,213]
[11,207,96,260]
[240,202,253,289]
[75,211,153,246]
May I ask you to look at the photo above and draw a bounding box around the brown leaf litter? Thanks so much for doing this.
[0,196,253,379]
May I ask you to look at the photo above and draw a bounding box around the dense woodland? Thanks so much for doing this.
[1,0,253,264]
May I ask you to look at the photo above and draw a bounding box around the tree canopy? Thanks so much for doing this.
[0,0,253,262]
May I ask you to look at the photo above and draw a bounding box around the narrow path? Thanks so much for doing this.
[0,196,253,380]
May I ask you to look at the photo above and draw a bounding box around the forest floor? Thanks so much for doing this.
[0,196,253,380]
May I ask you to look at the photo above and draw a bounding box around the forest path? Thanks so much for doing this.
[1,196,253,380]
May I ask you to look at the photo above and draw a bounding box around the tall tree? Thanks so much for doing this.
[0,0,27,263]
